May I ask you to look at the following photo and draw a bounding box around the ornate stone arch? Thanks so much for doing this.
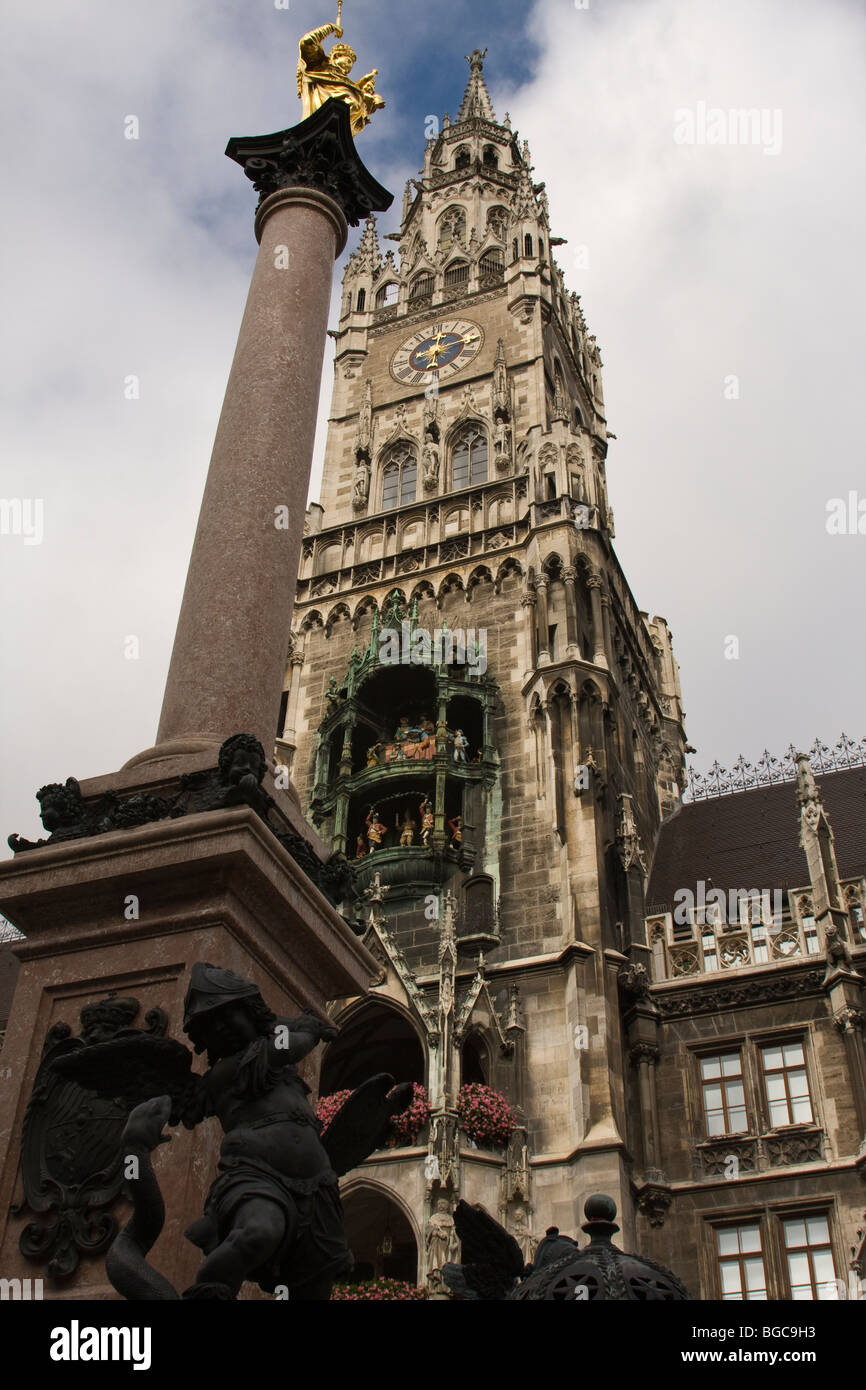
[466,565,494,600]
[437,571,466,604]
[352,594,379,628]
[339,1176,422,1250]
[300,609,324,633]
[494,555,524,592]
[324,602,351,638]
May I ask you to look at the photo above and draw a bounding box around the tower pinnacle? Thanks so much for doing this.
[457,48,496,123]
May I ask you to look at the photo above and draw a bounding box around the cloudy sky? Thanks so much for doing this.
[1,0,864,842]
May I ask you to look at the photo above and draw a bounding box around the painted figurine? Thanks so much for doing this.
[366,806,387,851]
[419,797,434,848]
[448,815,463,850]
[453,729,469,763]
[398,808,417,848]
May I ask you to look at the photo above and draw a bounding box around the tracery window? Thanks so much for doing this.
[438,205,466,250]
[487,206,509,241]
[381,445,417,509]
[409,273,434,300]
[452,425,488,490]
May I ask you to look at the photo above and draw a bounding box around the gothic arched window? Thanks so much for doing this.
[444,260,469,289]
[356,288,366,311]
[409,272,434,300]
[382,445,417,509]
[479,248,505,280]
[482,145,498,169]
[524,233,534,257]
[452,425,488,490]
[487,205,509,242]
[438,205,466,251]
[455,146,471,171]
[375,282,399,308]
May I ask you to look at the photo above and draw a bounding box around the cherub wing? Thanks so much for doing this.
[50,1034,207,1129]
[441,1200,525,1301]
[319,1073,413,1177]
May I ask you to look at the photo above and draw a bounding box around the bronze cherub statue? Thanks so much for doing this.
[54,963,411,1300]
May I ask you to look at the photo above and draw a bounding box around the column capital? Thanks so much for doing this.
[226,97,393,242]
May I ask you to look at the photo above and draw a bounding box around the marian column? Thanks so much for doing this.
[135,97,391,765]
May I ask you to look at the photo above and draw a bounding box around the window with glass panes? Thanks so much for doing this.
[783,1215,838,1300]
[451,427,488,489]
[700,1052,747,1136]
[716,1224,767,1300]
[761,1040,813,1126]
[381,448,417,509]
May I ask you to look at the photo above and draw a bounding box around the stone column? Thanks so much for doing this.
[562,565,580,657]
[587,572,607,667]
[535,576,551,662]
[133,99,392,768]
[630,1042,662,1174]
[521,588,538,668]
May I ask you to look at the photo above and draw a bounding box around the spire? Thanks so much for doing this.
[355,213,381,273]
[457,48,496,123]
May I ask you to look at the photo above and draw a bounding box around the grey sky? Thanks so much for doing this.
[1,0,864,844]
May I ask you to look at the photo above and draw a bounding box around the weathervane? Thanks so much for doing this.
[297,1,385,137]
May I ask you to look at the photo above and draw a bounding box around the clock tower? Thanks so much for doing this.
[280,50,689,1284]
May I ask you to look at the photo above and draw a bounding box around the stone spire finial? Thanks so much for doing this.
[355,213,382,273]
[457,48,496,123]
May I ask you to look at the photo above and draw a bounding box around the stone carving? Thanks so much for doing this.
[226,97,393,228]
[635,1184,673,1228]
[52,963,413,1300]
[13,997,167,1281]
[618,963,650,999]
[352,459,370,508]
[657,968,825,1019]
[422,439,440,489]
[426,1198,460,1271]
[510,1206,537,1264]
[697,1139,758,1176]
[357,380,373,452]
[764,1131,823,1167]
[493,414,512,470]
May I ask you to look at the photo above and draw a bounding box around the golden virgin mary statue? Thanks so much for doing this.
[297,3,385,137]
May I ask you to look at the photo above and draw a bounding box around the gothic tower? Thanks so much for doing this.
[279,51,688,1283]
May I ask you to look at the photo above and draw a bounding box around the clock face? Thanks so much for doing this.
[389,319,484,385]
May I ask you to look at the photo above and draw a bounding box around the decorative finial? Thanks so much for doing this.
[297,3,385,137]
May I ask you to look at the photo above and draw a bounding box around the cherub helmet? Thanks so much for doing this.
[182,962,263,1036]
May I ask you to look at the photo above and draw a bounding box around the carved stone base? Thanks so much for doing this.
[0,808,377,1298]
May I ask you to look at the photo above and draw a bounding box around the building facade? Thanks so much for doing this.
[279,51,695,1285]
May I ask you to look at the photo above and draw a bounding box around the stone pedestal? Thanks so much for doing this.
[0,808,377,1298]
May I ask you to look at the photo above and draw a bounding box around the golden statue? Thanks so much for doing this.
[297,2,385,137]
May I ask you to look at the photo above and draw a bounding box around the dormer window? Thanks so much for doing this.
[375,282,399,308]
[409,273,434,301]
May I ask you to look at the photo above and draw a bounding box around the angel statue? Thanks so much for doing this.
[298,4,385,137]
[53,963,412,1301]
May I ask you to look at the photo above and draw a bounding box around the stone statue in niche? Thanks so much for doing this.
[426,1198,460,1272]
[51,962,413,1300]
[510,1206,537,1265]
[353,460,370,508]
[422,440,440,490]
[493,416,511,470]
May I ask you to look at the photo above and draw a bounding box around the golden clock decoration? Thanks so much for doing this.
[389,319,484,385]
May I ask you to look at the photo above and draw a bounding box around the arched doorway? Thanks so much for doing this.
[319,1002,425,1096]
[342,1187,418,1284]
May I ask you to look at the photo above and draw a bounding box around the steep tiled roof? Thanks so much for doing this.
[647,767,866,910]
